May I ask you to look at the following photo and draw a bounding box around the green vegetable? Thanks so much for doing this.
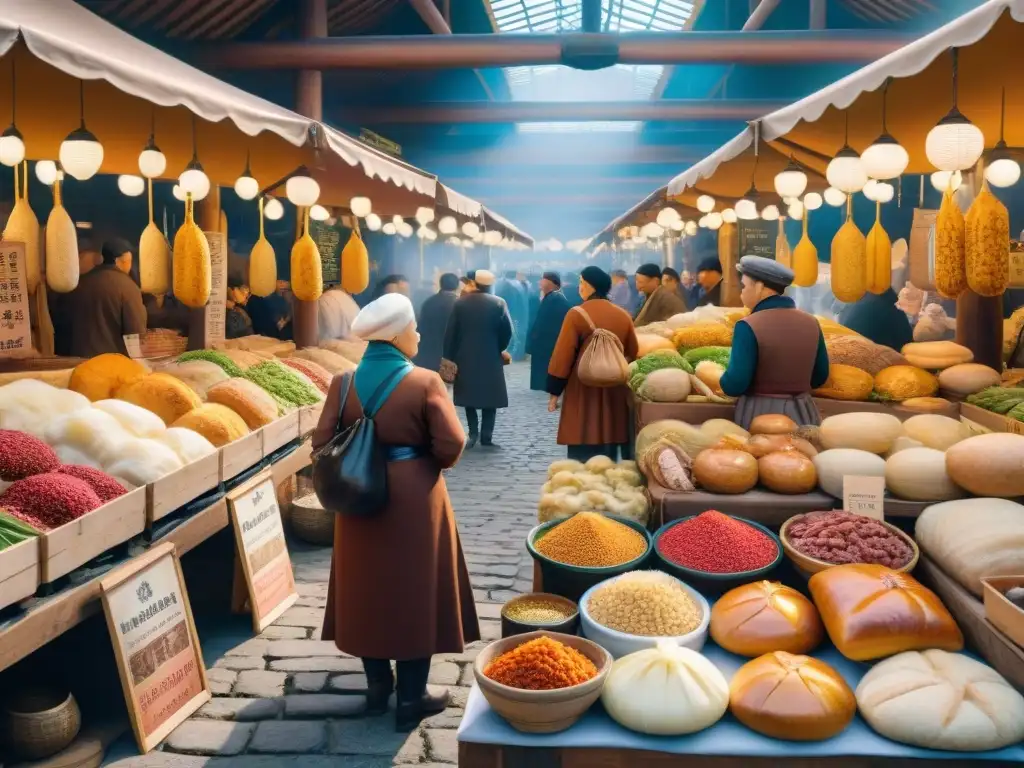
[0,510,40,551]
[682,346,731,368]
[178,350,244,378]
[634,350,694,376]
[245,361,321,407]
[967,387,1024,415]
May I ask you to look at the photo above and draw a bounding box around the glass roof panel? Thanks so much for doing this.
[489,0,697,132]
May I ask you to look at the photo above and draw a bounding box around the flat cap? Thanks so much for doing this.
[736,255,794,288]
[541,270,561,287]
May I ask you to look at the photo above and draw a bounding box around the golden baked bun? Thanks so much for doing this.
[710,581,823,657]
[729,651,856,741]
[808,563,963,661]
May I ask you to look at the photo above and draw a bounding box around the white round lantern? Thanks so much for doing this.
[698,215,709,228]
[930,170,961,193]
[862,179,880,200]
[761,205,780,221]
[722,208,737,224]
[285,168,320,207]
[365,213,382,231]
[0,126,24,167]
[787,200,804,220]
[309,204,330,221]
[426,229,438,242]
[138,138,166,179]
[60,126,104,181]
[735,199,758,220]
[656,207,680,228]
[803,192,823,211]
[696,194,715,213]
[926,111,985,172]
[774,160,808,199]
[417,226,430,239]
[985,145,1021,188]
[172,184,186,202]
[415,206,435,225]
[179,159,210,201]
[263,197,284,220]
[462,221,480,238]
[684,221,697,236]
[484,230,503,246]
[438,216,457,235]
[35,160,58,186]
[463,238,475,249]
[671,219,685,232]
[234,174,259,201]
[398,221,414,238]
[383,222,397,235]
[823,187,847,207]
[825,147,867,193]
[861,134,909,180]
[706,212,723,230]
[873,181,895,204]
[117,174,145,197]
[350,197,372,217]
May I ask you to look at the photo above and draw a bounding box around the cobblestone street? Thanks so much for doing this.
[112,362,558,767]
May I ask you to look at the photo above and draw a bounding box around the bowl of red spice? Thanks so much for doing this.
[653,511,782,594]
[474,631,612,733]
[780,510,919,578]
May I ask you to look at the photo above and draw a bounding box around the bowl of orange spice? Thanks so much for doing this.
[474,630,612,733]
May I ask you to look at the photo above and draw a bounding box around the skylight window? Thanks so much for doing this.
[488,0,697,132]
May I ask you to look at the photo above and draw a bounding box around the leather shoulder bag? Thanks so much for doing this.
[311,369,405,517]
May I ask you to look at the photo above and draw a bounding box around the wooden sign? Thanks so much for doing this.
[737,219,776,260]
[908,208,938,291]
[1010,241,1024,289]
[309,218,345,286]
[203,231,228,348]
[100,543,210,754]
[843,476,886,521]
[0,242,32,357]
[227,469,298,633]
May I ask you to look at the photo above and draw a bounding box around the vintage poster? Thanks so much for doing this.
[0,242,32,357]
[228,470,298,632]
[101,544,209,752]
[203,231,228,348]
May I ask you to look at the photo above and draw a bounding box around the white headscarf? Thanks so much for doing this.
[351,293,416,341]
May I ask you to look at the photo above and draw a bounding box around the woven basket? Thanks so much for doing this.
[290,493,335,546]
[3,690,81,760]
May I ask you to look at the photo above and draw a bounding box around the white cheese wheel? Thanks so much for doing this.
[856,650,1024,752]
[901,414,968,451]
[819,412,902,454]
[884,448,963,502]
[813,449,885,499]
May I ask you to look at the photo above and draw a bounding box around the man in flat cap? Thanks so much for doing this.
[443,269,513,448]
[526,271,570,392]
[633,263,687,327]
[720,255,830,430]
[694,256,724,307]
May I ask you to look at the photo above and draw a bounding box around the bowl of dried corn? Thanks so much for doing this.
[501,593,579,638]
[527,512,652,602]
[579,570,710,658]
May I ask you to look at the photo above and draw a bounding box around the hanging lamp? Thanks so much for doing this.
[0,59,24,167]
[234,150,259,200]
[826,112,867,193]
[365,213,382,231]
[861,79,909,180]
[263,196,284,220]
[178,116,210,201]
[696,195,715,213]
[350,197,372,217]
[773,157,808,199]
[138,107,166,179]
[926,48,984,171]
[60,80,103,180]
[985,87,1020,188]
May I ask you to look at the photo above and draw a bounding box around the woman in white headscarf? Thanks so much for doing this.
[312,293,480,732]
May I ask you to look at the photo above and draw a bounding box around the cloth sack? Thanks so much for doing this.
[574,305,628,388]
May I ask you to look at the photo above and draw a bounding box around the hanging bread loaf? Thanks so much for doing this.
[139,178,171,295]
[934,189,966,299]
[792,213,818,288]
[341,229,370,295]
[291,210,323,302]
[172,195,212,308]
[45,181,79,293]
[964,183,1009,297]
[830,212,866,303]
[249,197,277,298]
[4,163,41,294]
[865,203,891,295]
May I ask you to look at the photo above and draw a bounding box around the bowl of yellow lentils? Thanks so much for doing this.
[578,570,710,659]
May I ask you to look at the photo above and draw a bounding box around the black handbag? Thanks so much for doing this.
[311,369,404,517]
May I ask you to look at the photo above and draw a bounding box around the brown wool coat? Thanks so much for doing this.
[312,367,480,660]
[634,285,688,327]
[548,299,639,446]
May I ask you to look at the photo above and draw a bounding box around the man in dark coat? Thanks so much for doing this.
[443,270,513,449]
[527,271,570,392]
[497,270,528,361]
[695,257,723,307]
[415,273,459,371]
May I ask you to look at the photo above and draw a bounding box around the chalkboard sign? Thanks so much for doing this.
[308,219,346,285]
[738,219,776,260]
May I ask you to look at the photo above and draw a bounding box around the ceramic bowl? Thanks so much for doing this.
[579,571,710,658]
[500,593,579,638]
[473,630,612,733]
[780,512,920,578]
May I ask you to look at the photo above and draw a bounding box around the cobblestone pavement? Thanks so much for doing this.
[112,362,558,767]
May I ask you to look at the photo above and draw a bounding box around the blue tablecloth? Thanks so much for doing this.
[457,641,1024,761]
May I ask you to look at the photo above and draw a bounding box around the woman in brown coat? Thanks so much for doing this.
[546,266,639,462]
[312,293,479,731]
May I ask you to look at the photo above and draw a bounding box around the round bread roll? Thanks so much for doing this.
[749,414,797,435]
[856,650,1024,751]
[692,449,758,494]
[729,651,856,741]
[710,581,823,657]
[758,451,817,494]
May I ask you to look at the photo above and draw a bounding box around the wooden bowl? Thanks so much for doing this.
[3,689,81,760]
[500,593,579,638]
[473,630,612,733]
[780,513,920,578]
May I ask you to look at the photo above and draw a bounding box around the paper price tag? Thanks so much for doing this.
[843,475,885,521]
[123,333,142,359]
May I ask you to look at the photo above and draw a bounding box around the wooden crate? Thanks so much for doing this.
[148,452,221,524]
[0,537,39,611]
[262,411,300,456]
[299,403,325,437]
[41,487,147,583]
[960,402,1024,435]
[221,430,264,481]
[271,441,312,487]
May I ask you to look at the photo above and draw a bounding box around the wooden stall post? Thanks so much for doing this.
[187,186,221,350]
[954,163,1003,370]
[718,222,741,307]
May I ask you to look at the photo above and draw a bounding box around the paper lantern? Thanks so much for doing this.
[706,212,723,230]
[415,207,435,225]
[861,134,909,180]
[926,111,984,171]
[285,168,320,207]
[438,216,457,234]
[263,197,284,220]
[0,125,24,167]
[35,160,58,186]
[365,213,382,231]
[696,195,715,213]
[656,207,680,227]
[803,192,823,211]
[350,197,372,217]
[138,136,166,179]
[823,187,847,207]
[309,204,330,221]
[826,147,867,193]
[774,159,808,199]
[179,159,210,201]
[930,170,962,193]
[117,174,145,197]
[760,205,780,221]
